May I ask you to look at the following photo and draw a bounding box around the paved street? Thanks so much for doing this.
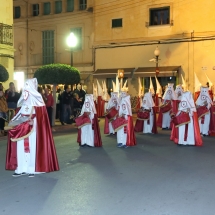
[1,119,215,215]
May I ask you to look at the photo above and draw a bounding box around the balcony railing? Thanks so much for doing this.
[0,23,13,46]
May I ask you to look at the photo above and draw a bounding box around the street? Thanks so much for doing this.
[1,119,215,215]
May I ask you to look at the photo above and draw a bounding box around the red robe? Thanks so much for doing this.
[5,106,59,172]
[126,116,137,146]
[77,114,102,147]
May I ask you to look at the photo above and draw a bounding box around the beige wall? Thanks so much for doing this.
[13,0,94,84]
[0,0,15,89]
[93,0,215,95]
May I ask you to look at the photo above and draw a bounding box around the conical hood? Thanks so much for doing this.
[116,75,120,94]
[181,74,187,91]
[205,72,213,89]
[112,80,116,92]
[155,76,162,97]
[97,79,103,96]
[149,77,155,95]
[138,77,143,97]
[195,73,201,92]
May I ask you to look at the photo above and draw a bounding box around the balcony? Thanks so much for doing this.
[0,23,13,46]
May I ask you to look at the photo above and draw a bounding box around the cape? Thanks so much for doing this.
[126,116,137,146]
[77,114,102,147]
[170,112,203,146]
[104,116,110,134]
[5,106,59,172]
[134,107,157,134]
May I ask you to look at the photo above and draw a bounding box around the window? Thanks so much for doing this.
[44,2,51,15]
[32,4,39,16]
[67,0,74,12]
[55,1,62,14]
[79,0,87,10]
[70,28,82,50]
[14,6,21,19]
[149,7,170,26]
[112,18,122,28]
[42,31,54,65]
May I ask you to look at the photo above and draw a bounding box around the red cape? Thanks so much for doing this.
[126,116,137,146]
[77,114,102,147]
[104,116,110,134]
[5,106,59,172]
[171,112,203,146]
[134,107,157,134]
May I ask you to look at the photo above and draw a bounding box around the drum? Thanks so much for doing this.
[172,111,190,127]
[197,106,209,119]
[160,102,172,113]
[75,113,91,129]
[137,110,150,120]
[104,107,118,122]
[111,117,128,132]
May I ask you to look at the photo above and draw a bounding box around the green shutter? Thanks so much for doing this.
[42,31,55,65]
[55,1,62,14]
[67,0,74,12]
[44,2,51,15]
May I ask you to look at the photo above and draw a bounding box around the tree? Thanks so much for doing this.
[34,64,80,126]
[0,64,9,82]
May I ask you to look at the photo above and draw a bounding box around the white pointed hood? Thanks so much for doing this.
[119,94,132,116]
[149,77,155,95]
[93,83,98,101]
[175,84,184,100]
[181,74,187,91]
[162,83,177,100]
[81,94,96,115]
[155,76,162,97]
[138,77,143,97]
[196,86,212,107]
[195,73,202,92]
[106,92,119,109]
[178,91,196,112]
[142,92,155,109]
[97,79,103,97]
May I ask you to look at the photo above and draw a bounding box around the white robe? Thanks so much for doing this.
[143,110,154,133]
[117,115,128,146]
[162,112,171,128]
[198,112,210,135]
[178,113,195,145]
[15,105,40,174]
[81,113,94,147]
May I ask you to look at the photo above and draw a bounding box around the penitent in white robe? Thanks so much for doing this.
[178,112,195,145]
[143,110,154,133]
[14,105,39,174]
[162,112,171,128]
[198,112,210,135]
[81,112,94,147]
[117,115,128,146]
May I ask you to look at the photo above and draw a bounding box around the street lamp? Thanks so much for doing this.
[66,32,78,66]
[118,69,124,90]
[154,46,160,76]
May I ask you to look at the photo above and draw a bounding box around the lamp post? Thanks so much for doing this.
[66,32,78,66]
[154,46,160,76]
[118,69,124,90]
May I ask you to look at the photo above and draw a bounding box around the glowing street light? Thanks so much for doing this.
[66,32,78,66]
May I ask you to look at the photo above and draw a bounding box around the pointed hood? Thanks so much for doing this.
[97,79,103,96]
[195,73,202,92]
[155,76,162,97]
[103,81,110,101]
[112,80,116,92]
[115,75,120,94]
[205,72,213,90]
[138,77,143,97]
[142,92,155,109]
[162,83,177,100]
[149,77,155,95]
[181,74,187,91]
[93,83,98,101]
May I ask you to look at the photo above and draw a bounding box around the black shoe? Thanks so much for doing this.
[61,121,65,125]
[28,174,35,178]
[80,144,86,147]
[203,134,208,137]
[12,173,21,177]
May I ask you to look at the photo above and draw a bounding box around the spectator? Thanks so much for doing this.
[56,88,62,119]
[38,86,46,102]
[0,89,8,136]
[5,82,20,121]
[74,83,86,105]
[61,85,72,125]
[44,88,55,131]
[73,93,82,109]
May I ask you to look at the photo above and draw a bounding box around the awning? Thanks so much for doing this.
[93,66,181,78]
[133,66,181,77]
[93,68,135,78]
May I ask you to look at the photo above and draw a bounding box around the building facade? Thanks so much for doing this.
[93,0,215,96]
[13,0,94,90]
[0,0,14,89]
